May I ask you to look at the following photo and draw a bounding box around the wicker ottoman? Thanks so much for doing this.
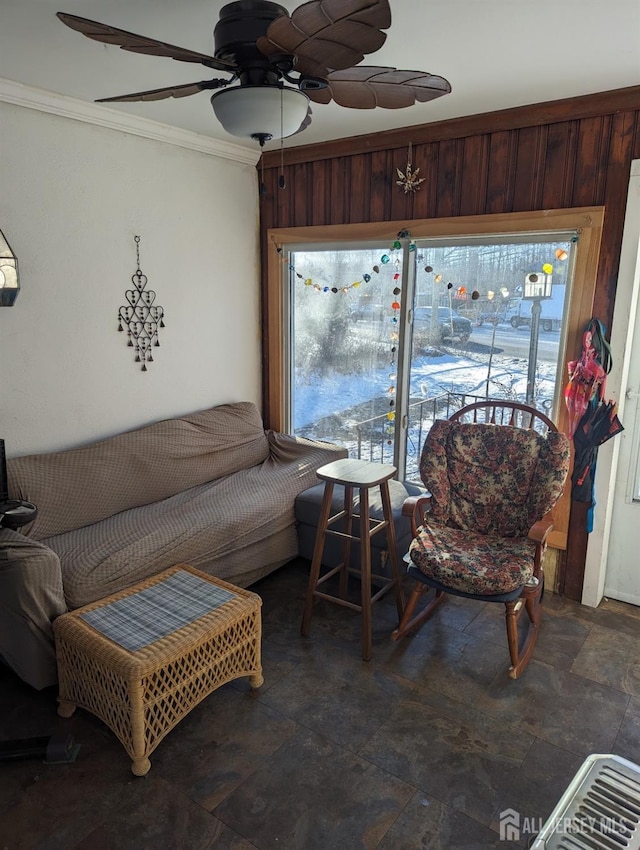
[53,564,263,776]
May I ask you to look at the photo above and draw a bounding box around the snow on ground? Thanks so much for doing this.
[294,348,557,432]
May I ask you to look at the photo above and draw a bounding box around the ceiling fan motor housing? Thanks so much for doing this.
[214,0,290,84]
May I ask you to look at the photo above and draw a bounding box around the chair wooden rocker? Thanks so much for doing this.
[392,401,571,679]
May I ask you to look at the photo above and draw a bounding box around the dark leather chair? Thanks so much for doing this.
[392,401,571,679]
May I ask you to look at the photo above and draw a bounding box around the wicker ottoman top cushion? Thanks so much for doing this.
[80,568,236,652]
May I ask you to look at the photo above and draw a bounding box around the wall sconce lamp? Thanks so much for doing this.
[0,230,19,306]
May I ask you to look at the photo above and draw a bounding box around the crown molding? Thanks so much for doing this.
[0,78,260,166]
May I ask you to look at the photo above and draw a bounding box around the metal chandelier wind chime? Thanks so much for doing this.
[117,235,165,371]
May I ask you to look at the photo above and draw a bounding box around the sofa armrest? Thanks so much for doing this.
[267,431,348,466]
[0,528,67,689]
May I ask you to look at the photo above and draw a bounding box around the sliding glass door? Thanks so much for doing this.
[288,232,575,483]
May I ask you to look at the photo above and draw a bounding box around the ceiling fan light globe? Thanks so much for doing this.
[210,85,309,141]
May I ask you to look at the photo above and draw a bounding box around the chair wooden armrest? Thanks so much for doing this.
[527,515,554,576]
[527,517,554,546]
[402,494,432,537]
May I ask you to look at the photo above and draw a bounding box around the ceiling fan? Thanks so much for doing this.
[57,0,451,147]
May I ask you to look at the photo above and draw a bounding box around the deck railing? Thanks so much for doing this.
[353,391,491,481]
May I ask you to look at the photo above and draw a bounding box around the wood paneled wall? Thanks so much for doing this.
[258,85,640,601]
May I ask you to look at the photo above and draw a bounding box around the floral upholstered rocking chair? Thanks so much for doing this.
[392,401,571,679]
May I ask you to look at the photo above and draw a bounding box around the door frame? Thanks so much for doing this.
[583,160,640,607]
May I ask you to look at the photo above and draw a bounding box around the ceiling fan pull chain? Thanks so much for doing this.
[259,155,266,196]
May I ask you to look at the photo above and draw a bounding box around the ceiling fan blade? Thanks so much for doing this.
[307,66,451,109]
[96,81,227,103]
[258,0,390,77]
[56,12,236,72]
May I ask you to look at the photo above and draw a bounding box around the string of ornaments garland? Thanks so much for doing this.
[422,265,480,307]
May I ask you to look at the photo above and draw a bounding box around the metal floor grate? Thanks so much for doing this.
[531,755,640,849]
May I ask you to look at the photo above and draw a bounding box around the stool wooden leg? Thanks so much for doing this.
[379,480,405,618]
[301,481,335,637]
[359,485,373,661]
[339,485,354,600]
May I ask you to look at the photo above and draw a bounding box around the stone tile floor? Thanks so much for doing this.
[2,559,640,849]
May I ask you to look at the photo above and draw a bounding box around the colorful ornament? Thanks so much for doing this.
[284,237,412,296]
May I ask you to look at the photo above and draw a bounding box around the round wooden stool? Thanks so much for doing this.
[300,458,406,661]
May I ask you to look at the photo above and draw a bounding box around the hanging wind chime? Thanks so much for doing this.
[117,235,165,371]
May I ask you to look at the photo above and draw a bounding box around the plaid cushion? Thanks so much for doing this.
[80,569,235,652]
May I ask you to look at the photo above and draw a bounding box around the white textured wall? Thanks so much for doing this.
[0,102,261,457]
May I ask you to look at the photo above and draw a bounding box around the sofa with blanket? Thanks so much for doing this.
[0,401,347,689]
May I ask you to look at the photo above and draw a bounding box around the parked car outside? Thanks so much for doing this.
[350,302,385,323]
[413,306,472,345]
